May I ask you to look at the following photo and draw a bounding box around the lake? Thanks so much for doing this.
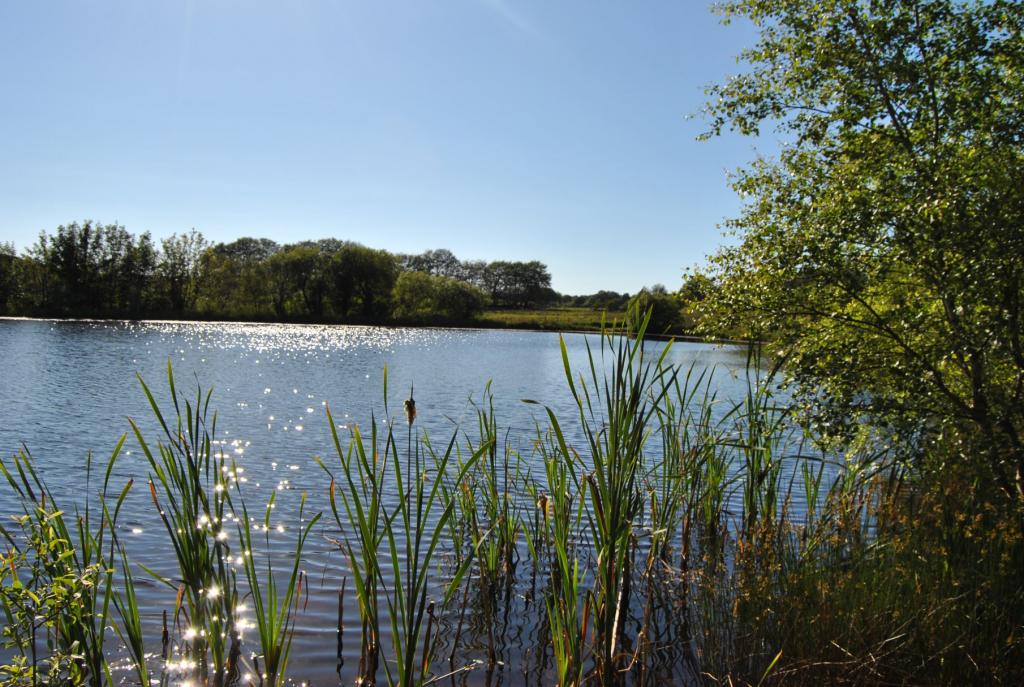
[0,318,765,684]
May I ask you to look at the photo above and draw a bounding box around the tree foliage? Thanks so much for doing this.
[392,271,489,321]
[0,242,22,315]
[20,222,159,316]
[3,226,556,325]
[483,260,554,308]
[628,288,684,335]
[328,244,399,320]
[401,248,462,279]
[160,230,208,314]
[701,0,1024,500]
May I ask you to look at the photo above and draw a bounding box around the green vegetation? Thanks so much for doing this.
[693,0,1024,679]
[699,0,1024,504]
[479,307,627,333]
[529,312,677,682]
[0,228,678,336]
[0,227,570,325]
[323,386,484,687]
[392,271,489,323]
[234,493,319,687]
[627,287,688,336]
[130,372,240,686]
[0,445,129,686]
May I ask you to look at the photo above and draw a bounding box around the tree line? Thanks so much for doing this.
[0,224,563,323]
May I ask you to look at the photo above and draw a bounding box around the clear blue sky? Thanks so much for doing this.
[0,1,766,295]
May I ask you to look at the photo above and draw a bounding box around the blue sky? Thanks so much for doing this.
[0,1,767,295]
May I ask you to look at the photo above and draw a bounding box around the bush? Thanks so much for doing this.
[627,289,684,335]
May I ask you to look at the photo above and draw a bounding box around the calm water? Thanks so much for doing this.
[0,318,760,683]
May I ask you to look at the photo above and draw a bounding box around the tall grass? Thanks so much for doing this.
[111,529,150,687]
[233,491,320,687]
[455,384,523,589]
[532,309,677,684]
[130,362,240,686]
[647,361,721,570]
[533,426,588,686]
[325,379,485,687]
[323,410,390,685]
[382,408,478,687]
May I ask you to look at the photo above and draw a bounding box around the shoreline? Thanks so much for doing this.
[0,313,755,346]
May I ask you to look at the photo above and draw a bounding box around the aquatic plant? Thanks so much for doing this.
[130,362,240,686]
[534,427,588,687]
[382,396,483,687]
[541,308,678,684]
[0,442,133,687]
[323,409,389,686]
[233,490,320,687]
[325,378,485,687]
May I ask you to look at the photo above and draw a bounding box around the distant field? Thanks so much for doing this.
[479,307,628,332]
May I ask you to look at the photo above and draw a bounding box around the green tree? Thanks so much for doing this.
[701,0,1024,501]
[95,224,158,316]
[677,270,715,333]
[328,244,399,320]
[0,242,20,314]
[583,290,631,311]
[31,222,101,313]
[159,230,208,314]
[119,232,159,316]
[195,238,278,317]
[265,250,295,318]
[26,221,131,315]
[14,225,158,316]
[392,270,436,319]
[628,288,683,335]
[392,271,488,321]
[434,274,489,319]
[278,244,329,319]
[458,259,488,288]
[483,260,553,308]
[404,248,462,278]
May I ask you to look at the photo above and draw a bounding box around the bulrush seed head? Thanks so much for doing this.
[404,386,416,425]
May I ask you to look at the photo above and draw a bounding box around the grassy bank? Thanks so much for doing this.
[1,316,1021,686]
[2,307,636,337]
[479,307,628,333]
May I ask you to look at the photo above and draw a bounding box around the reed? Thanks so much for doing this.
[382,393,483,687]
[129,361,239,686]
[734,348,789,538]
[323,409,389,686]
[534,426,588,686]
[557,308,677,684]
[111,531,150,687]
[233,490,320,687]
[326,379,486,687]
[647,361,721,569]
[462,385,523,588]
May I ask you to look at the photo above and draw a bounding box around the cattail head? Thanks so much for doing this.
[404,385,416,425]
[538,493,550,523]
